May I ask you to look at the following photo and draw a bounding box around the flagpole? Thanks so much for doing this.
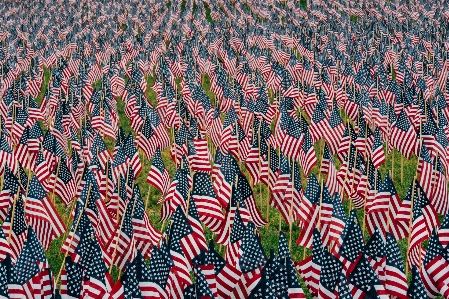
[288,158,295,251]
[317,180,324,230]
[257,119,262,208]
[58,166,87,258]
[145,183,152,212]
[386,170,392,234]
[405,176,416,278]
[22,153,33,221]
[340,122,351,203]
[266,144,270,231]
[55,183,92,291]
[109,201,130,274]
[51,157,62,205]
[391,147,394,182]
[105,159,109,201]
[7,188,22,245]
[362,158,371,236]
[318,140,325,184]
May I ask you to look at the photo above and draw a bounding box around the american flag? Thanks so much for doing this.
[2,194,27,261]
[406,180,439,269]
[422,231,449,299]
[347,254,388,299]
[371,127,386,169]
[384,233,408,299]
[9,229,44,299]
[24,175,66,250]
[146,148,170,196]
[334,211,365,272]
[168,207,194,297]
[191,172,223,234]
[318,249,342,299]
[129,186,161,260]
[107,203,137,271]
[59,256,83,299]
[320,143,340,197]
[51,157,77,206]
[389,110,417,158]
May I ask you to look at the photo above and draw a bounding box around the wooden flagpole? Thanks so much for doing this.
[109,201,130,274]
[362,158,371,236]
[317,180,324,230]
[55,184,92,290]
[8,188,22,245]
[145,184,152,212]
[51,157,62,205]
[405,177,416,278]
[266,144,270,231]
[288,158,295,251]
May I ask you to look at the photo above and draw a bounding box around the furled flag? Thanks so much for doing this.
[191,172,224,234]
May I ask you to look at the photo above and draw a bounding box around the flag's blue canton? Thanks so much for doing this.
[169,206,193,254]
[192,172,215,198]
[229,208,246,244]
[122,262,142,299]
[195,267,214,298]
[0,135,13,155]
[0,262,9,298]
[336,273,353,299]
[26,226,47,264]
[348,254,381,294]
[320,250,343,293]
[131,185,145,220]
[57,157,74,184]
[27,175,47,201]
[419,144,432,164]
[287,119,302,140]
[312,228,325,266]
[3,166,19,195]
[223,106,238,128]
[18,127,29,146]
[206,240,226,275]
[151,149,165,173]
[7,196,27,236]
[364,228,385,261]
[133,251,153,283]
[312,105,327,124]
[265,252,288,297]
[85,241,107,284]
[122,204,135,238]
[301,130,314,154]
[240,222,266,273]
[379,172,398,196]
[13,236,40,285]
[113,146,127,168]
[73,211,96,268]
[339,211,365,263]
[304,174,321,205]
[329,107,343,129]
[385,233,405,272]
[394,110,412,132]
[65,256,83,298]
[148,245,171,288]
[221,152,240,184]
[407,266,428,299]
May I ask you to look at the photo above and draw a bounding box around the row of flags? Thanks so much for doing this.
[1,0,449,298]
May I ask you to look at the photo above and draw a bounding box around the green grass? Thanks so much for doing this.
[203,2,214,24]
[181,0,187,12]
